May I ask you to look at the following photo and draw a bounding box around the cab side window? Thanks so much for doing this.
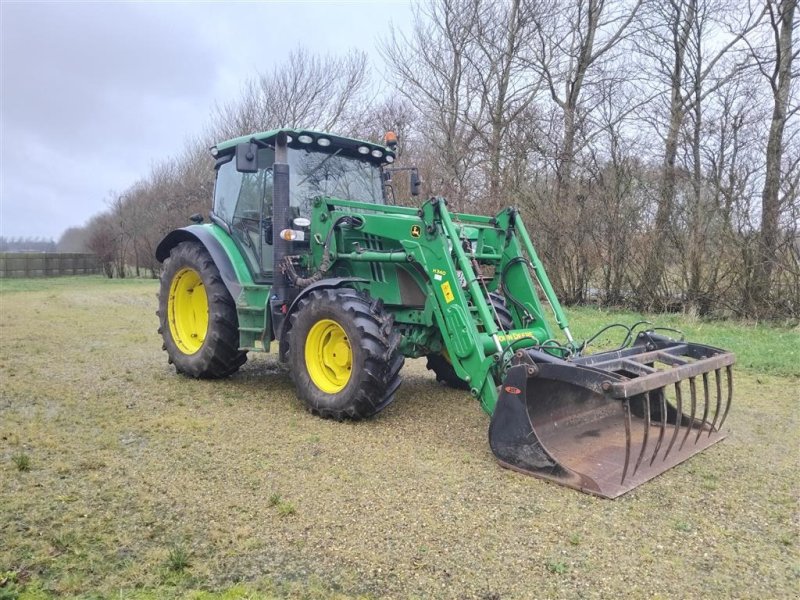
[213,149,275,280]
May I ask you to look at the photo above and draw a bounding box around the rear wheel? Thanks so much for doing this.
[157,241,246,378]
[427,293,513,389]
[287,288,404,420]
[426,350,469,390]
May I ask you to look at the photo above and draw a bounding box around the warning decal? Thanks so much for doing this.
[441,281,455,303]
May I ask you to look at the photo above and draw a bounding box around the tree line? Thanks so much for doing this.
[0,237,57,252]
[62,0,799,319]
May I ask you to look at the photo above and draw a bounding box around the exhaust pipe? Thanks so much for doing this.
[271,132,291,303]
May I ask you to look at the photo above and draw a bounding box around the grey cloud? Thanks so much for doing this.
[3,3,218,143]
[2,2,225,238]
[0,1,411,240]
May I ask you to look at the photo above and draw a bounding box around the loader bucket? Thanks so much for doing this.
[489,335,735,498]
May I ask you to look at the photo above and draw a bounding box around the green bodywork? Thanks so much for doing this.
[188,191,574,415]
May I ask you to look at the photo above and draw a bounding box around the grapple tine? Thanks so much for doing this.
[696,373,711,443]
[664,381,683,460]
[491,339,734,499]
[633,393,651,475]
[621,398,632,484]
[718,365,733,430]
[650,388,667,465]
[680,377,697,451]
[709,368,722,436]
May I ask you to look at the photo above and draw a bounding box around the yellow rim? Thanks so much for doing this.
[305,319,352,393]
[168,267,209,355]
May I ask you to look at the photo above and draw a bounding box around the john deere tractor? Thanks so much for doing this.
[156,129,735,498]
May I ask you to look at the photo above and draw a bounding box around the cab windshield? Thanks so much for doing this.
[288,148,384,215]
[212,144,385,281]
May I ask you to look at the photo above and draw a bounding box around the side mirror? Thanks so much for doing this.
[235,142,259,173]
[410,170,422,197]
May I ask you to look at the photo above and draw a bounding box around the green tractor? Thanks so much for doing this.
[156,129,735,498]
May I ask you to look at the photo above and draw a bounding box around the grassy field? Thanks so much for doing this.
[1,276,798,599]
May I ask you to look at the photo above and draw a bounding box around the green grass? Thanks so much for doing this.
[0,275,156,294]
[166,544,192,572]
[266,493,296,517]
[546,560,568,575]
[673,520,693,533]
[565,306,800,377]
[276,502,296,517]
[11,451,30,472]
[1,277,798,599]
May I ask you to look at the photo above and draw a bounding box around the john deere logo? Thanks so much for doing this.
[411,225,421,238]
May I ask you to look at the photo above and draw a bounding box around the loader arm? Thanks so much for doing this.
[301,195,735,498]
[305,196,573,414]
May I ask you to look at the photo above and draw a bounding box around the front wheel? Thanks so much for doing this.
[287,288,404,420]
[157,241,246,378]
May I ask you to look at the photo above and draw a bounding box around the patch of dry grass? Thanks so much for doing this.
[1,278,798,599]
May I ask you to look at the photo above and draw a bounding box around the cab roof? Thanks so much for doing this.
[213,128,396,165]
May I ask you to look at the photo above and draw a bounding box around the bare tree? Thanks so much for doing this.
[57,227,90,253]
[458,0,543,209]
[211,48,370,140]
[521,0,643,301]
[381,0,484,209]
[749,0,798,315]
[86,213,119,278]
[637,0,764,308]
[64,5,798,318]
[527,0,642,205]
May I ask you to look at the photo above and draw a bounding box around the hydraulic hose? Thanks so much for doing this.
[281,216,360,288]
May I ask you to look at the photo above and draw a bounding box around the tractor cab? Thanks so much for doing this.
[209,129,395,281]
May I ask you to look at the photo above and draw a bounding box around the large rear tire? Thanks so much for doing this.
[287,288,404,420]
[157,241,247,378]
[426,292,513,389]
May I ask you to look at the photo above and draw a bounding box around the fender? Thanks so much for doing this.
[155,225,243,301]
[277,277,368,362]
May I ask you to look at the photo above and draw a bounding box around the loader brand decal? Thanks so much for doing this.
[441,280,455,303]
[410,224,421,238]
[504,386,521,395]
[497,331,533,342]
[432,268,447,282]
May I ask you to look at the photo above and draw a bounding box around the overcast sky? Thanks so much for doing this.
[0,0,412,241]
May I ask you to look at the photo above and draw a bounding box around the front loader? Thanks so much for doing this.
[156,129,735,498]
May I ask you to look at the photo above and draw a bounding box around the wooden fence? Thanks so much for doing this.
[0,253,102,278]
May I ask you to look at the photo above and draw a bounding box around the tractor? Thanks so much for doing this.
[156,129,735,498]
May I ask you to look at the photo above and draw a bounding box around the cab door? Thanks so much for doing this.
[213,148,275,282]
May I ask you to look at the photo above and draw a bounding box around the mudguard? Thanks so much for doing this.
[156,225,243,301]
[277,277,369,362]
